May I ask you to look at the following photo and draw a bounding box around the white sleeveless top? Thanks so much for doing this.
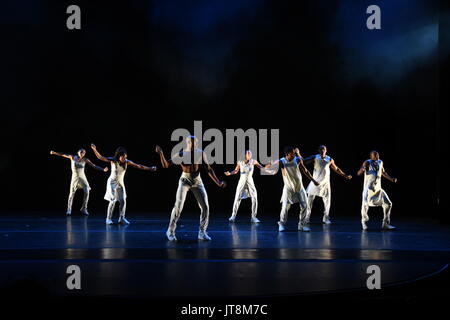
[312,155,331,184]
[70,157,87,178]
[306,155,332,197]
[364,159,383,192]
[104,161,127,201]
[280,156,303,193]
[110,161,127,185]
[239,159,254,178]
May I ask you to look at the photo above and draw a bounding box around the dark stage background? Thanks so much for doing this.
[0,0,442,221]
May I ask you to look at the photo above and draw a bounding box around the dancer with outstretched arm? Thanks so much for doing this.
[91,144,157,225]
[156,135,226,241]
[303,145,352,225]
[266,146,319,232]
[357,150,397,230]
[50,148,108,216]
[224,150,268,223]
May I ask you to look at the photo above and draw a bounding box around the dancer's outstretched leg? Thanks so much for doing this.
[298,190,311,232]
[250,195,260,223]
[322,194,331,224]
[118,198,128,225]
[381,193,394,230]
[192,184,211,240]
[67,187,76,215]
[80,186,90,215]
[106,201,116,225]
[167,181,189,241]
[278,193,291,232]
[230,195,241,222]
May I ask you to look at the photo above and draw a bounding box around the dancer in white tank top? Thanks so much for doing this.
[266,146,319,232]
[50,148,108,215]
[225,150,268,223]
[91,144,157,225]
[304,145,352,225]
[156,136,226,242]
[357,151,397,230]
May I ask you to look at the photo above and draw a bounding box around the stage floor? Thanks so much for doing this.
[0,212,449,298]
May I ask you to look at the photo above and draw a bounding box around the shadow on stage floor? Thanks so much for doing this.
[0,212,449,301]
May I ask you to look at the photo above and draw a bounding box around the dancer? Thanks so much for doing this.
[266,146,319,232]
[225,150,266,223]
[357,151,397,230]
[50,148,108,215]
[303,145,352,225]
[90,144,157,225]
[155,135,226,241]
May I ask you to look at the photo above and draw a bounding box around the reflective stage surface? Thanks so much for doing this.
[0,213,449,298]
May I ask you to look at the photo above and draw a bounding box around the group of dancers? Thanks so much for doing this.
[50,135,398,241]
